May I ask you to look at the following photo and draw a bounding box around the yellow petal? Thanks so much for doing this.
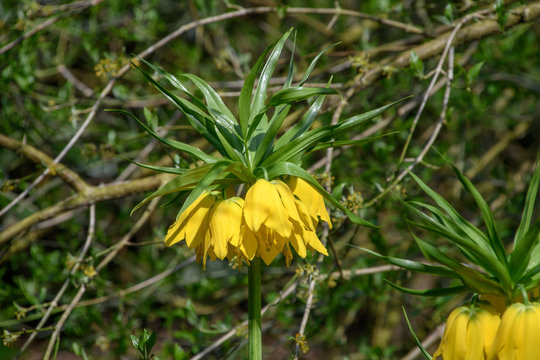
[180,191,215,248]
[288,221,307,258]
[239,224,258,260]
[272,180,301,222]
[164,190,212,246]
[257,228,284,265]
[305,230,328,256]
[294,198,315,231]
[288,177,332,228]
[244,179,292,238]
[209,198,244,259]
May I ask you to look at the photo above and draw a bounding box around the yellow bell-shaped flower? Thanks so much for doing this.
[433,304,500,360]
[488,302,540,360]
[242,178,329,265]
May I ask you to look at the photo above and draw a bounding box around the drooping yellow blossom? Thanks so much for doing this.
[165,191,245,268]
[488,302,540,360]
[165,177,331,268]
[433,304,500,360]
[241,178,329,265]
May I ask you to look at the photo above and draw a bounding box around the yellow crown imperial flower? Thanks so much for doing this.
[433,304,500,360]
[164,177,331,268]
[488,302,540,360]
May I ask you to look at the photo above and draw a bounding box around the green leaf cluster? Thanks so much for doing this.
[111,29,403,225]
[367,161,540,301]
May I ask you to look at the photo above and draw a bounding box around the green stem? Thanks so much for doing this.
[248,257,262,359]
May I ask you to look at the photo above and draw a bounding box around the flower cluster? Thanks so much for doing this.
[164,177,331,268]
[434,301,540,360]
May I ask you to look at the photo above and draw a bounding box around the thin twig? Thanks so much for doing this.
[19,203,95,358]
[365,46,455,207]
[0,0,106,56]
[57,64,94,97]
[396,16,467,167]
[41,196,161,360]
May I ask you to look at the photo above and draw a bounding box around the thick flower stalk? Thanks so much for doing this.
[488,302,540,360]
[433,304,500,360]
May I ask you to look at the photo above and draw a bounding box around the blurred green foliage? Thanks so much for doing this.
[1,0,540,359]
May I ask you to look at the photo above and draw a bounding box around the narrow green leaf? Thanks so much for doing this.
[509,221,540,281]
[251,28,293,122]
[409,50,424,79]
[116,155,186,175]
[389,281,467,297]
[268,87,337,106]
[107,109,218,164]
[402,307,433,360]
[252,104,291,167]
[263,97,407,166]
[239,51,271,137]
[310,133,398,152]
[284,31,296,89]
[177,73,237,125]
[298,42,340,86]
[130,62,227,155]
[408,172,491,251]
[451,164,507,265]
[408,213,508,288]
[466,61,484,87]
[444,4,453,24]
[273,81,329,150]
[514,160,540,244]
[264,161,377,228]
[131,164,215,215]
[413,235,506,295]
[178,160,232,215]
[409,200,493,255]
[359,247,459,279]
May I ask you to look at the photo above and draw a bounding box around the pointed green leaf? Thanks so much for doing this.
[252,104,291,167]
[177,73,237,125]
[263,97,407,166]
[131,62,227,155]
[388,281,467,297]
[514,160,540,244]
[268,87,337,106]
[251,28,293,121]
[359,247,459,279]
[509,221,540,281]
[107,109,218,164]
[178,160,232,215]
[116,155,186,175]
[402,307,433,360]
[408,172,490,249]
[412,235,506,295]
[273,82,329,150]
[131,164,214,215]
[451,164,507,265]
[239,44,272,137]
[310,133,398,152]
[298,42,340,86]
